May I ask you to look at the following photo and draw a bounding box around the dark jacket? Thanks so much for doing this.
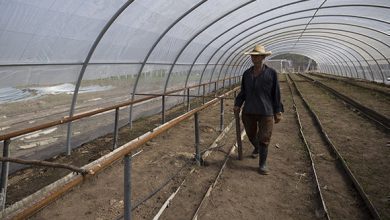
[234,65,283,116]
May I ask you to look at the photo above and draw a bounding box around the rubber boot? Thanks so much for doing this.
[259,144,269,175]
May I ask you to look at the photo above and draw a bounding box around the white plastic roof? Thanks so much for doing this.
[0,0,389,110]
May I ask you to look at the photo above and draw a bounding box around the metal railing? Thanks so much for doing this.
[0,76,241,215]
[1,85,240,219]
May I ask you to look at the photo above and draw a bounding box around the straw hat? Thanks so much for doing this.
[244,44,272,56]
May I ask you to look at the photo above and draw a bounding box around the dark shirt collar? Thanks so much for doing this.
[249,64,268,76]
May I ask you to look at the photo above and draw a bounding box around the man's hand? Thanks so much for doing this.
[233,106,241,113]
[274,112,282,124]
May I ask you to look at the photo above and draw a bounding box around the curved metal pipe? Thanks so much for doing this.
[268,43,350,76]
[245,46,342,76]
[230,42,335,78]
[205,13,389,84]
[66,0,135,155]
[183,0,310,88]
[238,49,337,76]
[248,31,378,79]
[128,0,207,126]
[277,39,358,78]
[162,0,256,94]
[234,38,348,77]
[291,0,327,49]
[224,26,385,83]
[255,35,361,78]
[238,52,328,76]
[228,31,373,80]
[186,6,390,94]
[210,23,384,87]
[226,23,388,81]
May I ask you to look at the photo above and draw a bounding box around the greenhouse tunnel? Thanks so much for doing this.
[0,0,389,219]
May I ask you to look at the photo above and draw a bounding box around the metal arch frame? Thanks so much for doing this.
[2,5,386,69]
[201,4,390,83]
[268,43,350,77]
[237,44,346,78]
[270,47,341,75]
[287,41,352,77]
[206,17,389,88]
[220,21,389,83]
[236,37,348,77]
[241,33,372,78]
[239,51,328,75]
[58,2,389,152]
[128,0,207,126]
[0,2,318,68]
[228,29,385,82]
[266,37,360,78]
[292,0,326,49]
[270,51,333,74]
[239,42,354,77]
[227,29,379,81]
[236,58,252,81]
[224,25,390,81]
[230,23,389,64]
[262,36,359,78]
[268,31,383,79]
[182,0,310,88]
[194,11,389,86]
[239,49,334,76]
[250,30,384,79]
[233,44,335,77]
[269,49,339,75]
[232,58,250,79]
[161,0,256,95]
[221,23,389,83]
[66,0,135,155]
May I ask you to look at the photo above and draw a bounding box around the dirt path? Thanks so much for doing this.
[198,80,319,220]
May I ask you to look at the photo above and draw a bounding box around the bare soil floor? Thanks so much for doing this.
[287,75,370,219]
[311,72,390,95]
[305,73,390,118]
[290,73,390,219]
[4,73,389,220]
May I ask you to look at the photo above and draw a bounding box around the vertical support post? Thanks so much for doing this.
[214,82,217,92]
[129,103,133,129]
[162,95,166,124]
[280,60,283,73]
[220,98,224,132]
[124,154,132,220]
[66,122,72,156]
[234,91,237,99]
[187,88,190,112]
[222,79,225,89]
[113,107,120,150]
[0,139,10,210]
[202,84,205,105]
[194,112,201,166]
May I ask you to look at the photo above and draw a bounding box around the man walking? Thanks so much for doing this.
[234,44,283,175]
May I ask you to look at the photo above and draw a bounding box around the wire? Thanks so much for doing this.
[116,160,192,220]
